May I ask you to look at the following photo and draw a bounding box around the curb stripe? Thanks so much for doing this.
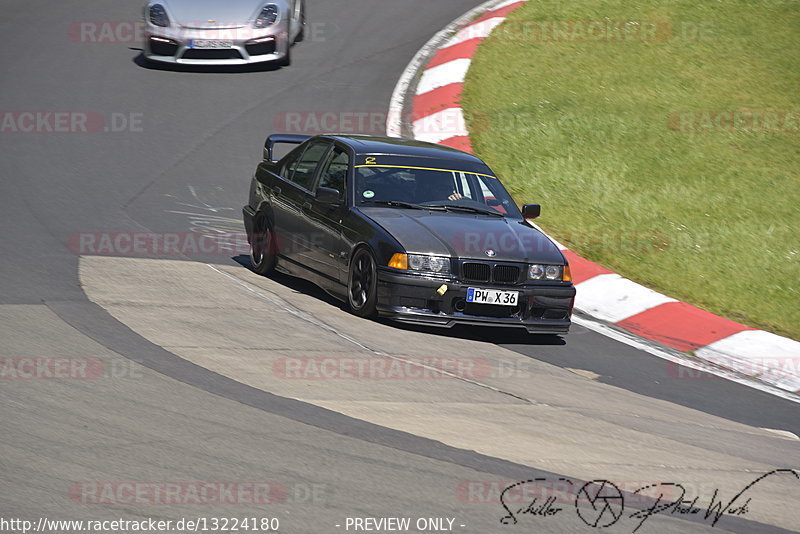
[442,17,506,50]
[438,136,473,152]
[617,302,754,352]
[473,2,527,24]
[417,58,472,96]
[697,332,800,393]
[426,38,482,70]
[412,108,468,143]
[412,83,464,121]
[562,250,613,284]
[574,274,677,324]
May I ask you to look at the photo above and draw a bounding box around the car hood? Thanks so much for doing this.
[360,207,565,264]
[163,0,267,28]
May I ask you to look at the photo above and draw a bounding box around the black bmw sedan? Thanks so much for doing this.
[243,134,575,334]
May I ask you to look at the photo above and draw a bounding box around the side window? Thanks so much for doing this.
[280,144,305,181]
[291,141,331,190]
[317,147,349,196]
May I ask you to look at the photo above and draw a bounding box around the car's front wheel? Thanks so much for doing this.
[294,1,306,43]
[276,44,291,67]
[250,215,276,275]
[348,248,377,318]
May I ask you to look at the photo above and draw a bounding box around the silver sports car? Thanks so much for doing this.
[142,0,305,66]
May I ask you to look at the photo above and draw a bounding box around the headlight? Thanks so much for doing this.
[253,4,279,28]
[425,256,451,274]
[149,4,170,27]
[388,253,450,274]
[528,264,566,281]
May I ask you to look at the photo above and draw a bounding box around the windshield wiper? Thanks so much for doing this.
[367,200,445,211]
[423,204,505,217]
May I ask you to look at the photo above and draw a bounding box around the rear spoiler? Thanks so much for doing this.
[264,134,311,162]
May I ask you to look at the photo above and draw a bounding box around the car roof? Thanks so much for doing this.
[321,135,483,162]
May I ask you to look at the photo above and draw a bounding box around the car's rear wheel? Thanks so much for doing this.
[348,248,377,318]
[250,215,276,275]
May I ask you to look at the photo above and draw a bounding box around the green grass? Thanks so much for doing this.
[462,0,800,339]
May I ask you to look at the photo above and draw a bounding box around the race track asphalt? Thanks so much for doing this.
[1,1,797,533]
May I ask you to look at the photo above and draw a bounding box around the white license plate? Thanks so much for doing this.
[190,39,234,49]
[466,288,519,306]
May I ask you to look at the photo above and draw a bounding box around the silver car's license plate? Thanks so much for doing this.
[466,288,519,306]
[190,40,234,49]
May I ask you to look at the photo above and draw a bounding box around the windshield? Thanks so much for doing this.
[355,165,521,217]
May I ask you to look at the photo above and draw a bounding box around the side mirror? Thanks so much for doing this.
[522,204,541,220]
[316,186,342,205]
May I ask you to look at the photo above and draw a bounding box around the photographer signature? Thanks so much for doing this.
[499,469,798,532]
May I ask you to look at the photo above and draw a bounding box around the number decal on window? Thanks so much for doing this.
[365,157,377,165]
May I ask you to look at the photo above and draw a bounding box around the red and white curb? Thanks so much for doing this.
[387,0,800,395]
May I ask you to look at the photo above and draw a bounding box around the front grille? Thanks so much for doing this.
[182,49,243,60]
[461,262,521,284]
[462,262,490,283]
[493,264,520,283]
[245,40,276,56]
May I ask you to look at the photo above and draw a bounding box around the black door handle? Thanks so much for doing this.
[273,186,281,196]
[302,202,312,210]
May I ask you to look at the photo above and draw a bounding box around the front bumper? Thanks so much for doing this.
[376,270,575,334]
[144,26,289,65]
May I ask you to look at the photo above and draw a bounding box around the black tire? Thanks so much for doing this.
[348,248,378,318]
[250,215,276,275]
[294,1,306,43]
[276,43,291,67]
